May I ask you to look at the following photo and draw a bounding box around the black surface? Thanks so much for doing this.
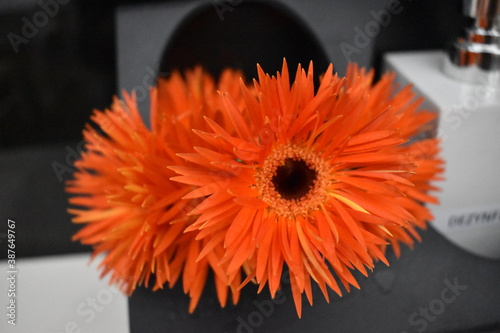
[129,226,500,333]
[0,1,115,148]
[0,142,89,258]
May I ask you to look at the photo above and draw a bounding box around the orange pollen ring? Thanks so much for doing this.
[255,143,331,218]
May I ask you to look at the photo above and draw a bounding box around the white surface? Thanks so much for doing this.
[384,51,500,260]
[0,253,129,333]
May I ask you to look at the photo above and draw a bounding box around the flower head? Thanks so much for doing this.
[68,59,442,317]
[67,67,245,312]
[171,60,443,316]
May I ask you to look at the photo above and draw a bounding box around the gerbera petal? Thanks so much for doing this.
[67,66,247,313]
[173,60,442,316]
[71,59,443,318]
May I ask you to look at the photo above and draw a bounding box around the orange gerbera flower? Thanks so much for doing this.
[171,60,443,317]
[66,67,246,312]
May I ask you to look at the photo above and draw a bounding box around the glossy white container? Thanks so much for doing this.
[384,50,500,260]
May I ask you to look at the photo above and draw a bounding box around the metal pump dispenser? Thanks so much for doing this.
[444,0,500,85]
[384,0,500,261]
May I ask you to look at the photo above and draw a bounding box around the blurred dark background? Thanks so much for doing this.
[0,0,468,258]
[0,0,468,150]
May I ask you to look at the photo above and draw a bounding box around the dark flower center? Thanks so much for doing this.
[272,158,317,200]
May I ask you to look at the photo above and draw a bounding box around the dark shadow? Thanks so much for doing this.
[159,1,330,86]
